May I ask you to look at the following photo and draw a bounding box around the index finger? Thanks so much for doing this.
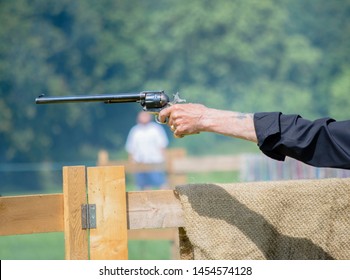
[159,106,173,123]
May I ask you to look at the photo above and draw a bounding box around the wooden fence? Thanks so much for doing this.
[97,148,350,184]
[96,148,242,259]
[0,149,242,260]
[3,164,349,261]
[2,150,349,259]
[97,148,241,183]
[0,165,189,259]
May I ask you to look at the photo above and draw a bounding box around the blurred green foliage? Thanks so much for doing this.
[1,0,350,172]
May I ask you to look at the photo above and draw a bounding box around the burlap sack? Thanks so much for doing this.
[175,178,350,260]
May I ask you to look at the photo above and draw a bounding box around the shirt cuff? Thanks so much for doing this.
[254,112,286,161]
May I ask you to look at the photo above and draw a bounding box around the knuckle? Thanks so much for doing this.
[172,111,180,119]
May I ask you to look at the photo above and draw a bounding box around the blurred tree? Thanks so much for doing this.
[330,67,350,120]
[138,0,324,116]
[283,0,350,117]
[0,0,349,170]
[0,0,147,163]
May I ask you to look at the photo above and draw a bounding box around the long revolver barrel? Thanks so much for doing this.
[35,91,170,113]
[36,92,145,104]
[35,90,186,123]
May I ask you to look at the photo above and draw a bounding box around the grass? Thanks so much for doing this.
[0,233,172,260]
[0,171,239,260]
[0,233,65,260]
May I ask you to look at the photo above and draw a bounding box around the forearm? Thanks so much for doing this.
[199,108,257,143]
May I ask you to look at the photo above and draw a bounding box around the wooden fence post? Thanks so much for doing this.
[63,166,89,260]
[166,148,187,187]
[87,166,128,260]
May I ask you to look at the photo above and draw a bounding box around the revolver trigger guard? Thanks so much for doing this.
[155,114,167,124]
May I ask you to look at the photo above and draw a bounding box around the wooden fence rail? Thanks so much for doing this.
[97,148,241,174]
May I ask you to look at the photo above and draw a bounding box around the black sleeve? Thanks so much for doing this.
[254,112,350,169]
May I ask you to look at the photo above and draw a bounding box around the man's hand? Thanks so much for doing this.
[159,103,258,142]
[159,103,208,138]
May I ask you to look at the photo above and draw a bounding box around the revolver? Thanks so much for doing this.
[35,90,186,124]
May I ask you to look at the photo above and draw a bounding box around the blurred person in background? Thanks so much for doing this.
[159,104,350,170]
[125,111,169,190]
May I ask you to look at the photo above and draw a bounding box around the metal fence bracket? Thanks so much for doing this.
[81,204,96,229]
